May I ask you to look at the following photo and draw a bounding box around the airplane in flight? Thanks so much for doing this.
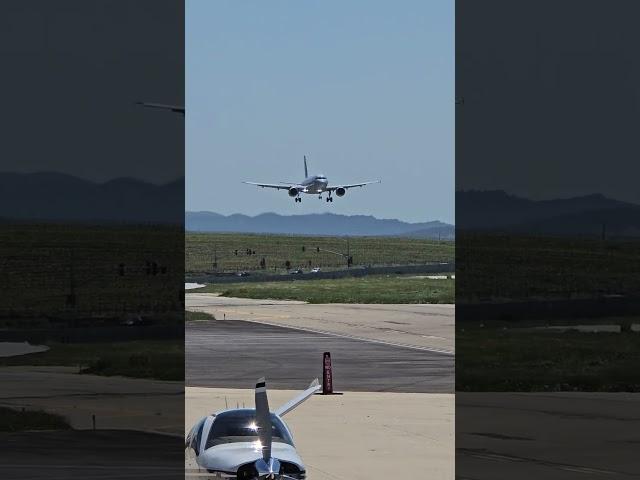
[135,102,184,116]
[244,156,380,203]
[186,377,321,479]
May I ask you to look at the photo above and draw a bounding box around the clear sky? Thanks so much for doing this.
[186,0,454,224]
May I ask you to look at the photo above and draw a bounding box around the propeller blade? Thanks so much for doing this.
[254,377,272,462]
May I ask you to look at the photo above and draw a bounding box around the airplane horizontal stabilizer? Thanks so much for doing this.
[274,379,321,417]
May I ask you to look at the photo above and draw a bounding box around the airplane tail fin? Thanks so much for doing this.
[304,156,308,178]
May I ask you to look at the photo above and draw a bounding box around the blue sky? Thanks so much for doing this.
[186,0,454,224]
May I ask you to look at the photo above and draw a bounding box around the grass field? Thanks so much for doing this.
[0,340,184,381]
[195,274,455,304]
[457,233,640,301]
[457,323,640,391]
[0,407,70,432]
[186,232,454,274]
[185,310,215,321]
[0,223,184,317]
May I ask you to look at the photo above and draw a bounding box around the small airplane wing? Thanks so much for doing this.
[136,102,185,115]
[243,181,299,191]
[327,180,381,191]
[274,378,321,417]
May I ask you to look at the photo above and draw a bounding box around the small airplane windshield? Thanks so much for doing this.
[205,410,293,449]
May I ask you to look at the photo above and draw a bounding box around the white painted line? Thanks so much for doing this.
[238,319,455,356]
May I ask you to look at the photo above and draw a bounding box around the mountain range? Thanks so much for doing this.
[4,172,637,237]
[186,211,454,238]
[457,190,640,237]
[0,172,184,224]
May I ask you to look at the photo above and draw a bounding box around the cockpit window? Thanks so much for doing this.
[205,410,293,449]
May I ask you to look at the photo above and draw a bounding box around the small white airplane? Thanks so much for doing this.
[244,156,380,203]
[186,377,321,479]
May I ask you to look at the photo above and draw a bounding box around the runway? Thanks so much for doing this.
[186,320,454,393]
[0,430,183,480]
[0,366,183,434]
[186,293,455,354]
[457,392,640,479]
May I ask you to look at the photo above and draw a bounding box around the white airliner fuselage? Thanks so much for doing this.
[299,174,329,194]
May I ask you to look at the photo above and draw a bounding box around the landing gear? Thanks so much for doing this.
[295,197,302,203]
[326,195,333,203]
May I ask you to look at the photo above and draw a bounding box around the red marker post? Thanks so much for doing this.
[322,352,333,394]
[321,352,343,395]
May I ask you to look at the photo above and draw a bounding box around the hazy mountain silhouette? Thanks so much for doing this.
[187,211,454,238]
[0,172,184,224]
[457,190,640,236]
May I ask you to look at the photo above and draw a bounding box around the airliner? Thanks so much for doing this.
[244,156,380,203]
[135,102,184,115]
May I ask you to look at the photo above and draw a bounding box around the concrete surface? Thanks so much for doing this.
[186,293,455,354]
[457,392,640,479]
[186,387,454,480]
[186,320,454,393]
[0,366,183,435]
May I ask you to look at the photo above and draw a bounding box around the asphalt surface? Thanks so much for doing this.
[457,392,640,479]
[186,294,455,353]
[186,320,454,393]
[0,430,184,480]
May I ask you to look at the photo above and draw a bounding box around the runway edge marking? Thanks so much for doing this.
[236,318,455,356]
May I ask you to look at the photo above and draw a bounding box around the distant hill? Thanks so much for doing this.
[457,190,640,236]
[186,211,454,238]
[0,172,184,224]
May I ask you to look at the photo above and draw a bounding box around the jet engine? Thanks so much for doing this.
[335,187,346,197]
[288,187,299,197]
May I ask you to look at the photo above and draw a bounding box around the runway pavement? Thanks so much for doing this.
[457,392,640,479]
[186,320,454,393]
[0,430,183,480]
[186,293,455,354]
[184,293,455,477]
[0,366,183,434]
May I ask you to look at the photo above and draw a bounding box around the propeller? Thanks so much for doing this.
[254,377,280,479]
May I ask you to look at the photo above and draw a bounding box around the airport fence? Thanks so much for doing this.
[185,232,455,275]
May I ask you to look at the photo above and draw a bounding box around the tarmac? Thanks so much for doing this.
[186,320,454,393]
[0,366,183,434]
[185,293,456,478]
[457,392,640,479]
[186,293,455,354]
[186,387,454,480]
[0,430,184,480]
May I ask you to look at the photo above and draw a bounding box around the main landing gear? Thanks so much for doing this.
[326,195,333,203]
[295,197,302,203]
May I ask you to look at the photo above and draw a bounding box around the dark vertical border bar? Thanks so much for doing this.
[456,1,640,478]
[0,1,185,478]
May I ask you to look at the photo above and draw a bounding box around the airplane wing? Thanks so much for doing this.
[136,102,185,115]
[327,180,381,191]
[274,379,321,417]
[243,181,300,191]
